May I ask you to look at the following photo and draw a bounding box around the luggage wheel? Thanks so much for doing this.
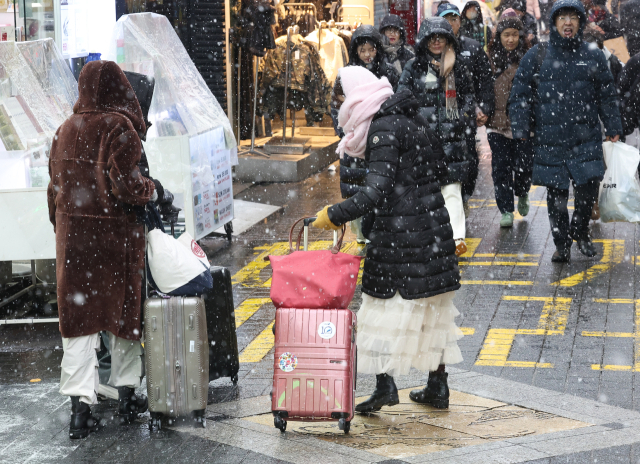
[149,414,162,432]
[193,411,206,428]
[274,416,287,432]
[338,418,350,434]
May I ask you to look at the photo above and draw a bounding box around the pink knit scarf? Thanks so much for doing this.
[336,76,394,159]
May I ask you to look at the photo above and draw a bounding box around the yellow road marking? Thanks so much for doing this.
[586,299,640,372]
[239,321,275,363]
[473,253,540,258]
[591,364,632,371]
[583,331,633,338]
[476,297,572,368]
[461,280,534,286]
[468,199,573,210]
[234,298,271,328]
[232,242,291,287]
[475,328,554,368]
[459,261,538,266]
[459,238,482,257]
[552,240,625,287]
[593,298,634,304]
[461,328,476,335]
[502,296,572,333]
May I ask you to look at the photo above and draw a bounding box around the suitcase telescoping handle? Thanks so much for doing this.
[289,217,344,253]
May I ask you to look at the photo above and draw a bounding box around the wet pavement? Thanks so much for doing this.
[4,135,640,462]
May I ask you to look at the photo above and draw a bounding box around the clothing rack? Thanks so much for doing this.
[282,3,321,45]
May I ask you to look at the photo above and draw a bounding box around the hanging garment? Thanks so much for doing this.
[259,34,332,120]
[242,0,277,57]
[304,28,348,82]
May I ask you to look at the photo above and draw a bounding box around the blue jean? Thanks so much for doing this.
[488,133,534,214]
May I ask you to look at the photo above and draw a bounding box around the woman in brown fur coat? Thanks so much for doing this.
[47,60,155,438]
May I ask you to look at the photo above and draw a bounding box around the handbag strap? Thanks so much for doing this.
[288,217,347,253]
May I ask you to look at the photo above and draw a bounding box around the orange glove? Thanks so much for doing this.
[312,206,341,231]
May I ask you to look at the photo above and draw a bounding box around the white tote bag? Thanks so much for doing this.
[144,204,212,295]
[599,141,640,223]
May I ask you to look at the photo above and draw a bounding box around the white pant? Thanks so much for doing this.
[60,332,143,405]
[442,182,466,241]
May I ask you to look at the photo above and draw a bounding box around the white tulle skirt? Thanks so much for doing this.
[356,291,464,376]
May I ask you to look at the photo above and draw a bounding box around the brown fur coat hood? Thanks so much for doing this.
[47,61,154,340]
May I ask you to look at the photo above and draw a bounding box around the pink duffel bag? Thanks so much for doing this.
[268,217,362,309]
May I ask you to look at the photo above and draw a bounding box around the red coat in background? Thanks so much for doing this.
[47,60,155,341]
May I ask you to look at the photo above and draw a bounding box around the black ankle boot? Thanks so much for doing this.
[575,238,597,257]
[355,373,399,413]
[118,387,148,424]
[69,397,102,439]
[409,370,449,409]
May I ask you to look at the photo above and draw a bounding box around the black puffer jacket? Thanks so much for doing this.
[457,35,495,117]
[328,89,461,300]
[398,18,476,184]
[509,0,622,189]
[618,53,640,135]
[461,1,493,49]
[380,14,415,76]
[331,25,400,199]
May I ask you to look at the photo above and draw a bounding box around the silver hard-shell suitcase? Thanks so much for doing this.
[144,295,209,431]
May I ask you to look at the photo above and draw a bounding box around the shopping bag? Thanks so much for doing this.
[144,203,213,295]
[268,218,362,309]
[599,141,640,223]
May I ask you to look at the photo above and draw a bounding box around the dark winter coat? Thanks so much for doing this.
[47,61,155,340]
[457,35,495,117]
[327,89,461,300]
[508,0,622,189]
[591,10,623,40]
[461,1,494,49]
[621,0,640,42]
[380,14,416,76]
[618,53,640,135]
[398,18,477,184]
[331,25,400,198]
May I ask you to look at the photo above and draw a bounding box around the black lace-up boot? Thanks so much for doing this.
[69,396,102,439]
[118,387,148,424]
[409,367,449,409]
[355,373,400,413]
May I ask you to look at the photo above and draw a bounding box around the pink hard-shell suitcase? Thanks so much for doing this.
[270,219,357,434]
[272,307,356,434]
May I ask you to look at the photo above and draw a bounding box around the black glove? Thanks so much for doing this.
[156,187,181,224]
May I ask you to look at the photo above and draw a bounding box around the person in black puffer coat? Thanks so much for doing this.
[330,25,400,242]
[379,14,415,76]
[461,0,494,49]
[509,0,622,262]
[398,17,476,257]
[619,53,640,137]
[437,2,495,214]
[621,0,640,56]
[313,67,463,414]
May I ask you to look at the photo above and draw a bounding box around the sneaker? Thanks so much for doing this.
[517,195,530,217]
[500,212,514,228]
